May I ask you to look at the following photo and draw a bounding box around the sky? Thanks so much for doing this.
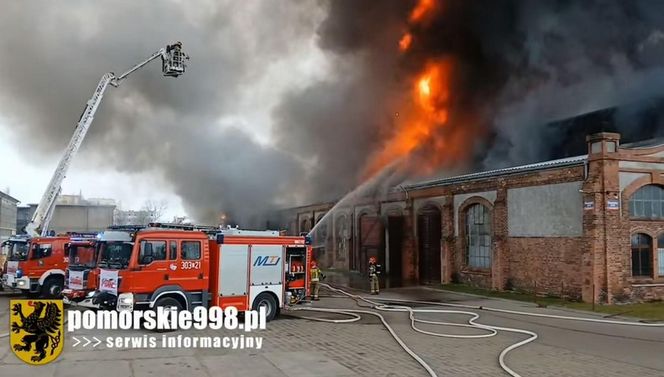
[0,1,330,220]
[2,1,664,226]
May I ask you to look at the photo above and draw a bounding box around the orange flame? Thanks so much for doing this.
[399,0,437,52]
[409,0,436,23]
[399,32,413,52]
[363,60,453,178]
[360,0,471,180]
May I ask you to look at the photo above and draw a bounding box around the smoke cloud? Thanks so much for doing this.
[0,1,321,225]
[2,1,664,226]
[297,0,664,176]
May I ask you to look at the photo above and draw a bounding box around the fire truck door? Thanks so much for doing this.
[131,240,170,292]
[29,242,55,279]
[169,239,207,292]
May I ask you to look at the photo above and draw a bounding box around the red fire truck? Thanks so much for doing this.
[66,224,311,320]
[62,236,99,299]
[1,234,97,297]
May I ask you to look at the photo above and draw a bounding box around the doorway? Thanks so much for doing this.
[417,205,441,284]
[387,216,404,284]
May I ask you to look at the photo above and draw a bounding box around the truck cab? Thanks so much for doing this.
[62,237,99,302]
[2,235,70,296]
[84,225,211,312]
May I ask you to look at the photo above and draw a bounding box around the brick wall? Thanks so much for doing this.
[279,133,664,303]
[507,237,584,299]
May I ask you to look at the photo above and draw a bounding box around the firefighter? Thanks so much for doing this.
[369,256,380,295]
[310,260,325,301]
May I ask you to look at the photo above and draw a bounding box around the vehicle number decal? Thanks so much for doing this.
[181,261,201,270]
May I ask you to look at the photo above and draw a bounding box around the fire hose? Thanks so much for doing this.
[1,286,661,376]
[286,283,664,377]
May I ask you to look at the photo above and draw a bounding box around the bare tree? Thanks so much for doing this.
[113,209,129,225]
[138,200,168,224]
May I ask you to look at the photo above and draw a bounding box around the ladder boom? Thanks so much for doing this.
[25,43,188,237]
[26,73,114,237]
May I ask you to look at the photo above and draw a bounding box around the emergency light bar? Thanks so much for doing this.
[66,232,99,238]
[147,223,220,233]
[68,237,97,243]
[107,225,147,232]
[218,228,280,237]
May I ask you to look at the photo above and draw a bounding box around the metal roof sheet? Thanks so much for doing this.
[403,155,588,190]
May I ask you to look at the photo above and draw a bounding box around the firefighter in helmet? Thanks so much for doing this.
[310,260,325,301]
[369,256,380,295]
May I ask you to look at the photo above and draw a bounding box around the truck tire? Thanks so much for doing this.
[252,293,278,322]
[41,276,64,298]
[153,296,183,332]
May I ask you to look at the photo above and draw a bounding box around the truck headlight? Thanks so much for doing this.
[17,279,26,287]
[117,292,134,311]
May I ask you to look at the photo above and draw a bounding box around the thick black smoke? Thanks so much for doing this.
[3,1,664,226]
[279,0,664,191]
[0,1,320,225]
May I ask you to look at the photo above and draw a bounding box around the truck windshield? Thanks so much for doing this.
[97,242,133,269]
[68,244,97,268]
[7,242,29,261]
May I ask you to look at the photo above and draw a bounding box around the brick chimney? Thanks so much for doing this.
[586,132,620,157]
[582,132,626,304]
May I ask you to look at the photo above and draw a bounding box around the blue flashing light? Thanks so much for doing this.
[16,269,23,278]
[304,235,312,245]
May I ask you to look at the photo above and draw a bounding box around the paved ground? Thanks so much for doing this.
[1,286,663,376]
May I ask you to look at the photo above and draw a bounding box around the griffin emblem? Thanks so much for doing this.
[10,299,64,365]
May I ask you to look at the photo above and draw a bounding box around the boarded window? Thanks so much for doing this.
[181,241,201,260]
[631,233,652,277]
[466,204,491,269]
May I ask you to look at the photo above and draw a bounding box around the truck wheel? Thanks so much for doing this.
[41,276,64,298]
[153,296,183,332]
[252,293,278,321]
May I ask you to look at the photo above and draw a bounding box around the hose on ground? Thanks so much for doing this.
[288,283,663,377]
[287,306,439,377]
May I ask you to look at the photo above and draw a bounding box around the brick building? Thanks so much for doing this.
[277,133,664,303]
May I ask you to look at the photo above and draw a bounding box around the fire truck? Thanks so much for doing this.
[0,43,188,297]
[66,224,312,320]
[1,234,96,296]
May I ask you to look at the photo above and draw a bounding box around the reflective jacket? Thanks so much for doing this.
[311,267,322,282]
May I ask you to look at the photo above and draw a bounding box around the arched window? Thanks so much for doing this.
[631,233,652,277]
[629,185,664,219]
[466,204,491,269]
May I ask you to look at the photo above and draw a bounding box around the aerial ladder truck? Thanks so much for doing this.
[26,42,188,237]
[2,42,188,297]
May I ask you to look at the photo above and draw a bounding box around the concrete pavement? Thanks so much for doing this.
[1,287,663,376]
